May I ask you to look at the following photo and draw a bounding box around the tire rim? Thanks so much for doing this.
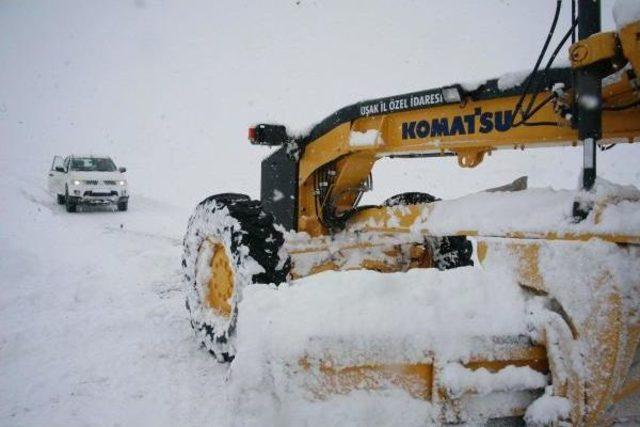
[201,239,234,317]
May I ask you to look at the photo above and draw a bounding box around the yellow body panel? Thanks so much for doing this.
[619,21,640,77]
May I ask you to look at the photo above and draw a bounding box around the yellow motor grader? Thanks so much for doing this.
[182,1,640,424]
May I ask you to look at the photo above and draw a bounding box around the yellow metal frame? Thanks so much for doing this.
[297,20,640,237]
[570,31,619,68]
[620,21,640,75]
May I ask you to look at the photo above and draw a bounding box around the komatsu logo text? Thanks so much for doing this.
[401,108,513,140]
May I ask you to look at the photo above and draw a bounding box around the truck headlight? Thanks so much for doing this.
[118,180,127,186]
[73,180,81,186]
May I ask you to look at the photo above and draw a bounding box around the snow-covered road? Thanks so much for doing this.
[0,175,230,426]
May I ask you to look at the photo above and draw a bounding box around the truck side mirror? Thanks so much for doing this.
[119,167,127,173]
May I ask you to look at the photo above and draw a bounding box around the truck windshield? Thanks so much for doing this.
[69,157,117,172]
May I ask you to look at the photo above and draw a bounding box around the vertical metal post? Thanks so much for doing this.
[576,0,601,191]
[572,0,602,220]
[571,0,576,44]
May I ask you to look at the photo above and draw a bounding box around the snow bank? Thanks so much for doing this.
[613,0,640,29]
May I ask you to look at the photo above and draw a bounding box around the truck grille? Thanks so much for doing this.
[84,180,99,185]
[103,180,117,185]
[84,190,118,197]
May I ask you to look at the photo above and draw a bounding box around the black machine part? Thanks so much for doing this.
[576,0,602,192]
[573,0,603,219]
[261,145,298,231]
[249,124,289,146]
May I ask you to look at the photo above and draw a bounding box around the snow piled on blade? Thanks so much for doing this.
[236,266,526,365]
[613,0,640,29]
[440,363,547,398]
[524,387,570,426]
[228,260,530,425]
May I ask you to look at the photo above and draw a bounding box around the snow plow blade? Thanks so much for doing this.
[222,184,640,425]
[230,237,640,425]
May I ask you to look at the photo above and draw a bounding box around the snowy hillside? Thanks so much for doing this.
[1,0,639,426]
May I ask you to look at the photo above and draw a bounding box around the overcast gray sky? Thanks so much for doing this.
[0,1,626,203]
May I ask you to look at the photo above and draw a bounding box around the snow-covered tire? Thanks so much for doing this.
[65,187,77,213]
[432,235,474,270]
[57,194,65,205]
[383,192,473,270]
[383,192,438,206]
[182,193,290,362]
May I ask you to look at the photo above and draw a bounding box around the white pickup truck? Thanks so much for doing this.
[48,155,129,212]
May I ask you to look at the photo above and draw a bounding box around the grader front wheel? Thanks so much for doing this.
[182,193,290,361]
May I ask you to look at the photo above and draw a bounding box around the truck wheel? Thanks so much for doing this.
[383,192,473,270]
[57,194,65,205]
[65,188,77,213]
[118,201,128,211]
[182,193,290,362]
